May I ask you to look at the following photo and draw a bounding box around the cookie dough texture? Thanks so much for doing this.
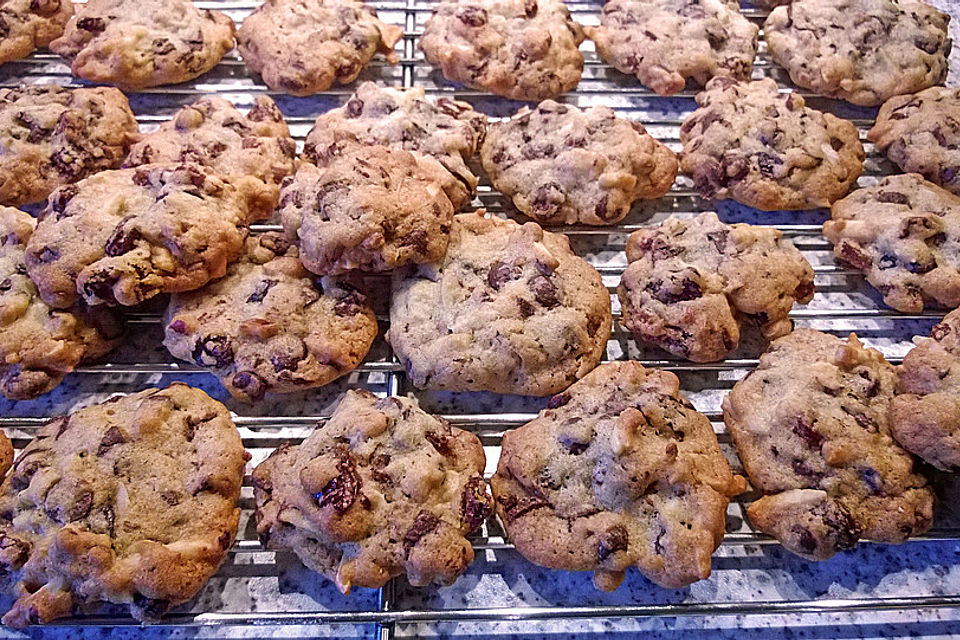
[0,0,73,65]
[0,384,246,627]
[25,163,270,310]
[723,329,934,561]
[679,78,864,211]
[49,0,236,90]
[279,146,455,275]
[586,0,759,97]
[389,212,612,396]
[618,212,814,362]
[124,96,297,210]
[0,207,122,400]
[419,0,585,101]
[237,0,402,96]
[164,233,378,403]
[253,389,492,593]
[0,85,139,206]
[304,83,486,211]
[492,361,745,590]
[869,87,960,197]
[763,0,951,107]
[480,100,677,226]
[890,309,960,471]
[824,174,960,313]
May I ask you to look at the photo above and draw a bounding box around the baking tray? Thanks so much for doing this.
[0,1,959,637]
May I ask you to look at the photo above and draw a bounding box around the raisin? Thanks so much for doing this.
[231,371,267,401]
[546,392,570,409]
[461,476,492,531]
[597,524,629,561]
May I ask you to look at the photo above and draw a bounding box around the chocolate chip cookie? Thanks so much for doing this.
[124,96,296,211]
[889,310,960,471]
[279,145,455,275]
[419,0,585,101]
[824,174,960,313]
[493,361,745,590]
[237,0,402,96]
[164,233,378,403]
[253,389,492,594]
[618,212,814,362]
[0,384,246,627]
[49,0,236,90]
[0,207,123,400]
[0,85,139,206]
[389,211,612,396]
[679,78,864,211]
[869,87,960,197]
[723,329,935,561]
[480,100,677,226]
[25,163,270,309]
[585,0,759,97]
[0,0,73,66]
[0,431,11,478]
[303,82,487,211]
[763,0,951,107]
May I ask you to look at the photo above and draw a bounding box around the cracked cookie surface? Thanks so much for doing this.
[492,361,745,590]
[763,0,951,107]
[253,389,492,593]
[388,211,612,396]
[124,96,296,211]
[237,0,402,96]
[164,233,378,403]
[0,0,73,66]
[679,78,864,211]
[0,384,245,628]
[618,212,814,362]
[25,163,270,309]
[279,145,455,275]
[586,0,758,96]
[723,329,935,561]
[0,207,123,400]
[419,0,585,101]
[480,100,677,226]
[869,87,960,197]
[304,83,486,211]
[49,0,236,89]
[0,85,139,206]
[889,309,960,471]
[824,174,960,313]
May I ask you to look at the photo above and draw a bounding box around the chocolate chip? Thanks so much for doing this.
[546,392,570,409]
[597,524,629,561]
[231,371,267,401]
[97,426,125,455]
[404,510,441,550]
[830,138,845,151]
[76,16,105,32]
[487,261,521,290]
[461,476,492,531]
[48,184,78,217]
[648,277,702,304]
[517,298,535,317]
[900,216,937,238]
[531,182,564,218]
[836,241,872,271]
[756,152,783,177]
[314,456,361,514]
[456,5,487,26]
[192,335,234,368]
[795,526,818,554]
[529,275,559,307]
[345,97,364,118]
[104,218,140,257]
[878,191,910,206]
[524,0,538,17]
[906,257,937,274]
[425,431,453,456]
[500,493,550,522]
[68,491,93,521]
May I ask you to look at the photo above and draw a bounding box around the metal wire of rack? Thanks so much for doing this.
[1,0,960,637]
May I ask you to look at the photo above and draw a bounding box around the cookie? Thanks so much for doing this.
[279,146,455,275]
[0,431,10,477]
[679,77,864,211]
[237,0,402,96]
[49,0,236,90]
[824,174,960,313]
[419,0,585,101]
[163,233,378,403]
[585,0,759,97]
[618,212,814,362]
[0,207,123,400]
[492,361,745,590]
[480,100,677,226]
[723,329,935,561]
[763,0,951,107]
[124,96,296,210]
[303,82,487,211]
[869,87,960,197]
[253,389,492,593]
[0,0,73,66]
[0,85,139,206]
[0,384,246,627]
[889,310,960,471]
[25,163,270,309]
[389,211,612,396]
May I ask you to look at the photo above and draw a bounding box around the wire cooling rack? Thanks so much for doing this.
[1,1,959,637]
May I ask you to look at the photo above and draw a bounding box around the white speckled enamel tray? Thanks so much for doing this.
[1,1,960,638]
